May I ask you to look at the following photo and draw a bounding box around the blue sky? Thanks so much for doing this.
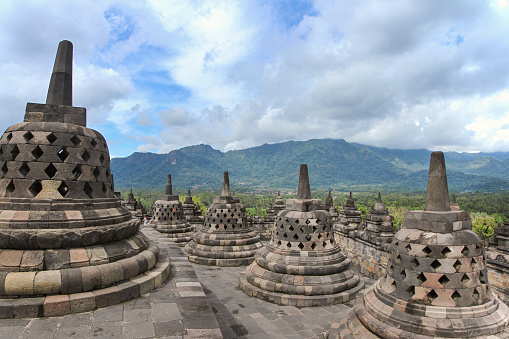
[1,0,509,157]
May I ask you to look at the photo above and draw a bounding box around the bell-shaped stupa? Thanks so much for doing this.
[0,41,168,317]
[328,152,509,338]
[148,174,194,245]
[185,171,262,266]
[240,164,364,306]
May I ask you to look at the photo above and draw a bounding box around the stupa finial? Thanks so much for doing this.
[222,171,231,196]
[425,151,450,211]
[297,164,311,199]
[377,192,382,203]
[46,40,73,106]
[165,174,172,195]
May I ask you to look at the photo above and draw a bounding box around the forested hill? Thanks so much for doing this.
[110,139,509,192]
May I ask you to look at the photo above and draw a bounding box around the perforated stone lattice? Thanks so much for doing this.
[153,201,182,223]
[203,207,248,232]
[0,126,113,199]
[381,238,490,307]
[270,215,335,251]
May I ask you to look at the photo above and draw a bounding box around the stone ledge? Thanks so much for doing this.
[0,258,169,318]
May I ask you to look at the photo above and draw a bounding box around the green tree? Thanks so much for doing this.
[471,212,496,243]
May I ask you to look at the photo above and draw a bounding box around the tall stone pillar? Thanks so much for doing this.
[240,164,364,306]
[328,152,509,338]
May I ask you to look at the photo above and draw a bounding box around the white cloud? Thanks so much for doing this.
[1,0,509,156]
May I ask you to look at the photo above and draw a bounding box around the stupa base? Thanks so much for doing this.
[187,255,255,267]
[239,273,364,307]
[0,259,169,318]
[327,286,509,339]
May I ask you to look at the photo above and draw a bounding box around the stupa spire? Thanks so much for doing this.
[425,151,450,211]
[165,174,172,195]
[222,171,231,196]
[297,164,311,199]
[46,40,73,106]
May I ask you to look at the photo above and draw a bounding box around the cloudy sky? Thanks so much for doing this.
[1,0,509,157]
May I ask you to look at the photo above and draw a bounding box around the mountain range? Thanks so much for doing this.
[110,139,509,192]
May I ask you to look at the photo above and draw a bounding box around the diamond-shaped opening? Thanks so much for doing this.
[400,269,407,280]
[11,145,20,160]
[1,162,8,176]
[453,259,462,272]
[312,225,317,232]
[19,162,29,177]
[471,258,477,269]
[430,260,441,271]
[72,164,82,180]
[83,182,93,198]
[441,247,452,257]
[31,145,43,160]
[411,258,420,269]
[473,288,480,299]
[5,179,15,195]
[427,289,438,301]
[286,242,292,248]
[93,167,101,180]
[46,132,57,144]
[23,131,34,142]
[406,285,415,296]
[461,274,470,285]
[0,146,3,157]
[305,219,310,224]
[70,135,81,146]
[44,163,57,179]
[462,246,470,257]
[451,290,461,301]
[277,240,282,246]
[422,246,432,255]
[305,234,312,241]
[58,147,69,161]
[289,225,294,231]
[293,234,299,240]
[5,133,12,142]
[57,181,68,197]
[298,242,304,250]
[405,244,411,252]
[479,271,486,284]
[105,168,110,178]
[322,241,327,247]
[82,150,90,162]
[395,254,402,264]
[311,242,317,250]
[90,139,98,148]
[417,272,426,284]
[438,275,450,286]
[28,180,42,197]
[294,219,299,224]
[283,233,288,238]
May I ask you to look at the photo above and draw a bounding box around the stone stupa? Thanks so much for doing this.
[148,174,194,246]
[240,164,364,306]
[0,40,168,318]
[338,192,363,232]
[184,171,262,266]
[328,152,509,338]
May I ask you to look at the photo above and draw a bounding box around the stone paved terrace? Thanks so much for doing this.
[0,226,374,338]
